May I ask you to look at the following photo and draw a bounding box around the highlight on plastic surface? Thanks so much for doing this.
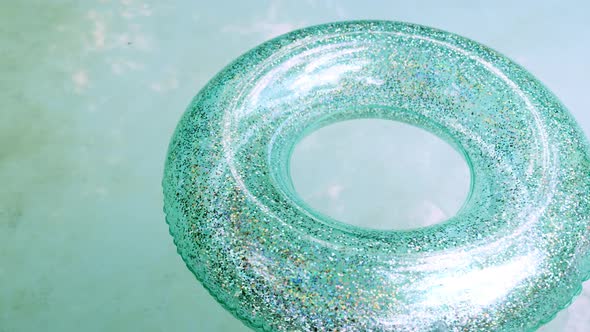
[163,21,590,331]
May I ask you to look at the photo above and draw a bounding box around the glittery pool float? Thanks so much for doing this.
[163,21,590,331]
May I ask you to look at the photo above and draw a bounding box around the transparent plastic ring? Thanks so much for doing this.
[163,21,590,331]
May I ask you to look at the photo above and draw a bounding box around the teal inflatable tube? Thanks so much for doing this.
[163,21,590,331]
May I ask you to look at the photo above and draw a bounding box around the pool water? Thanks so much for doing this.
[2,1,589,331]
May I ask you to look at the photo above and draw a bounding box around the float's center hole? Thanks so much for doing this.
[289,119,471,230]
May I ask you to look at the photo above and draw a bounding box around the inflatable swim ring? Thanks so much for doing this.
[163,21,590,331]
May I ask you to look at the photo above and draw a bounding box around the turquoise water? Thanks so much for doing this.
[2,1,588,331]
